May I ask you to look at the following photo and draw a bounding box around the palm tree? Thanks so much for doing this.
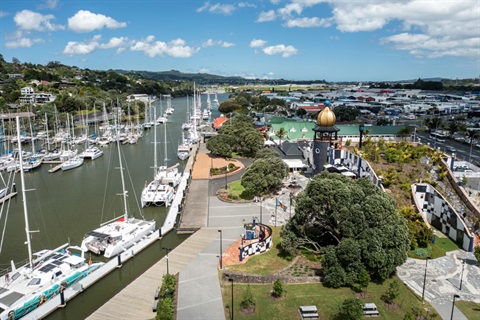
[275,127,288,147]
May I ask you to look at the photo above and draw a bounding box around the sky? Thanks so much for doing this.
[0,0,479,82]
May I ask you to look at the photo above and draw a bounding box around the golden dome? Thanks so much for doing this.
[317,106,336,126]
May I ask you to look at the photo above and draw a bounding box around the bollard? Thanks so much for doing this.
[60,290,65,306]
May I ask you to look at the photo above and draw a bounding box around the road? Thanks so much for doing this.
[416,131,480,165]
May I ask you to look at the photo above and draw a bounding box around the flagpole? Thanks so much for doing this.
[275,197,277,227]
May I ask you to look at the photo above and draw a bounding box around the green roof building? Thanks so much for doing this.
[267,118,407,143]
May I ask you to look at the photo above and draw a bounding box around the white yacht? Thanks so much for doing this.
[81,123,156,258]
[61,156,84,171]
[177,133,191,161]
[79,146,104,160]
[141,180,175,207]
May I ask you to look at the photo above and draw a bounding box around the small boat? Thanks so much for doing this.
[61,156,84,171]
[22,157,42,172]
[79,146,104,160]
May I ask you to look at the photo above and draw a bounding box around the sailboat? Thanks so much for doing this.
[164,96,174,115]
[0,117,104,320]
[141,109,175,208]
[81,121,156,258]
[79,105,104,160]
[177,131,191,161]
[155,122,182,187]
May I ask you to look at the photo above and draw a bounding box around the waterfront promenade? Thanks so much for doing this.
[86,143,475,320]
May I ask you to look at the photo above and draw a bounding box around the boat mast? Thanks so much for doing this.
[163,119,168,167]
[153,106,157,178]
[115,117,129,220]
[16,117,33,271]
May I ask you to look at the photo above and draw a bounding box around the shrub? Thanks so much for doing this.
[381,280,400,304]
[337,297,364,320]
[272,279,283,298]
[156,297,174,320]
[240,284,256,309]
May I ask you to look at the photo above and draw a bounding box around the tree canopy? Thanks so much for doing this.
[206,115,263,157]
[280,172,409,287]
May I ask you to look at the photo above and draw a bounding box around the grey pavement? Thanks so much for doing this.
[176,198,259,320]
[397,249,479,320]
[176,172,309,320]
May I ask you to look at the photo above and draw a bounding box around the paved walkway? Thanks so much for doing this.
[86,228,221,320]
[397,250,479,320]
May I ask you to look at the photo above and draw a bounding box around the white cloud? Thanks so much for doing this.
[249,39,267,48]
[238,2,256,9]
[5,37,43,49]
[262,44,298,57]
[202,39,235,48]
[268,0,479,59]
[198,68,210,73]
[37,0,59,10]
[257,10,277,22]
[284,17,331,28]
[130,37,200,58]
[63,35,128,56]
[197,1,255,15]
[381,32,480,58]
[68,10,126,33]
[14,10,64,31]
[196,2,236,15]
[270,0,282,4]
[0,11,8,18]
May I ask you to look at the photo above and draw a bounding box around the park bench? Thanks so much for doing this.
[299,305,319,319]
[363,303,380,317]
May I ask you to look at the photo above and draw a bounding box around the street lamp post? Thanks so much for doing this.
[228,278,234,320]
[469,132,479,162]
[450,294,460,320]
[459,259,465,290]
[422,257,431,302]
[162,247,171,275]
[224,166,229,190]
[259,196,262,224]
[218,230,223,270]
[359,124,365,149]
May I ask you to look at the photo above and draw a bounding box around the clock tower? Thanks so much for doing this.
[312,100,339,175]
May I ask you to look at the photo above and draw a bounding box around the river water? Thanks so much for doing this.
[0,93,229,319]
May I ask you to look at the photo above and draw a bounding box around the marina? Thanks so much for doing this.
[0,93,228,319]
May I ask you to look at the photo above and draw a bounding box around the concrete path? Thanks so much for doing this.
[397,250,479,320]
[176,197,260,320]
[86,228,220,320]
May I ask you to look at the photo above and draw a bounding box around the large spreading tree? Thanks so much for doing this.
[280,172,410,287]
[206,114,263,157]
[241,155,288,196]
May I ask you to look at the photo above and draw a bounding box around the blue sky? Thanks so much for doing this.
[1,0,479,82]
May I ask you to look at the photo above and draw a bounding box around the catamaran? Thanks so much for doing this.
[0,117,104,320]
[81,121,156,258]
[141,109,176,207]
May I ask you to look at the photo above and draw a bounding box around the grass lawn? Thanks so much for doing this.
[407,230,461,260]
[226,227,291,274]
[434,233,462,252]
[220,276,437,320]
[227,180,246,198]
[455,301,480,320]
